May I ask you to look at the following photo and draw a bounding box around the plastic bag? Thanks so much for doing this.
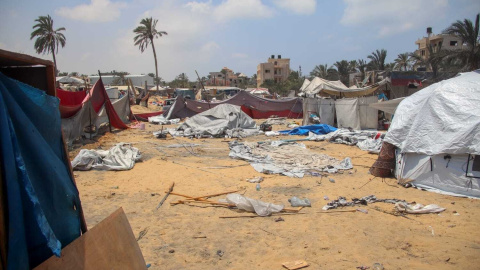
[288,196,311,207]
[225,194,284,216]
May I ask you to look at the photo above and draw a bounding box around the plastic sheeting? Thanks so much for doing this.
[171,104,259,138]
[385,71,480,155]
[279,124,337,136]
[224,194,284,216]
[368,97,404,115]
[165,91,303,119]
[302,97,335,126]
[71,143,141,171]
[0,72,81,269]
[335,97,378,130]
[299,77,388,97]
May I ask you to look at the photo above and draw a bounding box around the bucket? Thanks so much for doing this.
[140,123,145,130]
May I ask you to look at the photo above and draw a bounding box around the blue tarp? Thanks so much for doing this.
[279,124,337,136]
[0,72,81,269]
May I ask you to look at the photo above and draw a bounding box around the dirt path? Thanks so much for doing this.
[70,122,480,270]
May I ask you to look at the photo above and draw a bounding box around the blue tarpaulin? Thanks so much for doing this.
[0,72,81,269]
[279,124,337,136]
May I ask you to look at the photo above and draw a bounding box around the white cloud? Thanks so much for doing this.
[272,0,316,15]
[212,0,274,22]
[184,0,212,14]
[201,42,220,52]
[56,0,127,23]
[340,0,448,37]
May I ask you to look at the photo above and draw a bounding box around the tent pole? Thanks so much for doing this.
[99,70,112,132]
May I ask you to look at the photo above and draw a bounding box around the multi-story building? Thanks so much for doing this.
[257,55,290,87]
[207,67,247,87]
[415,27,466,62]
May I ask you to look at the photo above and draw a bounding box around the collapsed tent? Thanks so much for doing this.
[299,77,388,98]
[229,141,353,177]
[168,104,261,138]
[165,90,303,119]
[72,143,141,171]
[60,79,130,144]
[384,71,480,198]
[0,72,82,268]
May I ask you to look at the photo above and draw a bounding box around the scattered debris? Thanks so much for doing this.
[72,143,141,171]
[136,227,149,242]
[282,260,309,270]
[356,208,368,214]
[322,195,408,210]
[395,202,446,214]
[156,182,175,210]
[323,196,329,200]
[247,176,264,183]
[329,178,335,183]
[288,197,311,207]
[224,194,284,216]
[372,263,384,270]
[356,266,370,270]
[168,249,175,254]
[275,217,285,222]
[216,250,224,257]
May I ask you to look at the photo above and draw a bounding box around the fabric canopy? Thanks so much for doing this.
[385,71,480,155]
[300,77,388,97]
[0,72,82,269]
[368,97,405,115]
[165,90,303,119]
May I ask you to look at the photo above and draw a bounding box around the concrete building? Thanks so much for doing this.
[207,67,247,87]
[415,27,466,66]
[257,55,290,87]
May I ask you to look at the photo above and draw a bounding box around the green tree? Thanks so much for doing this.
[69,71,79,76]
[30,15,66,76]
[58,72,68,76]
[334,60,350,86]
[133,17,167,93]
[410,44,448,79]
[367,49,387,70]
[348,60,358,72]
[443,13,480,70]
[357,59,368,80]
[309,64,329,79]
[394,53,411,71]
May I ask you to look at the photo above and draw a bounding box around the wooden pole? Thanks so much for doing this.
[98,70,112,132]
[156,182,175,210]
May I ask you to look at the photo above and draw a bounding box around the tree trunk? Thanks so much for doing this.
[151,37,159,95]
[51,44,58,77]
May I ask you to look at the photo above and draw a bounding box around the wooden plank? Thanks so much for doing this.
[0,49,53,67]
[34,208,146,270]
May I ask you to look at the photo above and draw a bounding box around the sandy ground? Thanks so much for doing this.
[70,121,480,270]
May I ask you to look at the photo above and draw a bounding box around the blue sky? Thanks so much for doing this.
[1,0,479,81]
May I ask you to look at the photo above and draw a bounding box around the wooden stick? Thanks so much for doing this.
[182,200,301,212]
[156,182,175,210]
[317,209,357,213]
[219,213,306,219]
[170,190,242,205]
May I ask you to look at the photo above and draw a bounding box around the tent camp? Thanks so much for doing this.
[60,79,130,144]
[384,71,480,198]
[165,90,302,119]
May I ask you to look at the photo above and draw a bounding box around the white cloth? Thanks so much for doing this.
[72,143,141,171]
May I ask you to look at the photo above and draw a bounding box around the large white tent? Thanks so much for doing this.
[299,77,388,98]
[385,71,480,197]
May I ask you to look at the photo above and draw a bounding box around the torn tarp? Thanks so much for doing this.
[229,140,353,178]
[223,194,284,216]
[322,195,408,210]
[308,128,384,153]
[72,143,141,171]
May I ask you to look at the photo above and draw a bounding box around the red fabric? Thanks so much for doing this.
[133,111,164,119]
[57,88,87,105]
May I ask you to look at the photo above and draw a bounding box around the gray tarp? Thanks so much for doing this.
[335,96,378,130]
[170,104,261,138]
[72,143,141,171]
[368,97,405,115]
[302,97,335,126]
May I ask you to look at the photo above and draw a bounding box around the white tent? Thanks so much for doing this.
[299,77,388,97]
[385,71,480,197]
[57,76,85,84]
[369,97,405,115]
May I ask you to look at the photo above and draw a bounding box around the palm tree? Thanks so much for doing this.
[348,60,358,73]
[367,49,387,70]
[357,59,368,80]
[443,13,480,70]
[394,53,411,71]
[310,64,329,79]
[409,44,448,79]
[133,17,167,92]
[334,60,350,86]
[30,15,66,76]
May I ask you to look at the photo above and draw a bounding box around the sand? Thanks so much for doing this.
[70,122,480,270]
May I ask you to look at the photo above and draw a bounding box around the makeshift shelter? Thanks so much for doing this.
[385,71,480,198]
[56,76,85,85]
[165,90,303,119]
[60,79,130,144]
[1,63,85,268]
[368,97,405,115]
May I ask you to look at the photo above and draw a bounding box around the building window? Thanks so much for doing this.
[274,70,277,75]
[217,74,222,77]
[265,70,270,73]
[229,79,232,81]
[421,50,425,56]
[450,40,458,46]
[274,61,277,65]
